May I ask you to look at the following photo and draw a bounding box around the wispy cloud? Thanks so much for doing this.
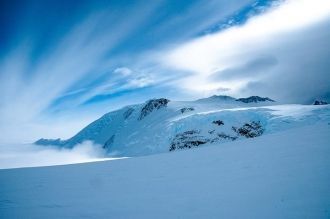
[0,0,251,143]
[0,1,164,142]
[161,0,330,101]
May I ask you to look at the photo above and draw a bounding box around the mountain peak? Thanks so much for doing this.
[209,95,236,100]
[35,138,66,146]
[313,100,328,105]
[196,95,236,102]
[236,96,275,103]
[138,98,170,120]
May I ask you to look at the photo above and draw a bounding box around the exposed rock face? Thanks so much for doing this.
[217,133,237,141]
[232,121,264,138]
[212,120,224,126]
[236,96,274,103]
[103,135,115,149]
[180,107,194,114]
[169,130,209,151]
[196,95,236,103]
[313,100,328,105]
[123,108,135,119]
[170,121,264,151]
[138,98,170,120]
[208,95,236,101]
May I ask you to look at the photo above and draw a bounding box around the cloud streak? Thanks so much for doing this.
[0,1,165,143]
[0,0,251,143]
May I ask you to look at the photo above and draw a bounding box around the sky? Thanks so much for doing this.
[0,0,330,143]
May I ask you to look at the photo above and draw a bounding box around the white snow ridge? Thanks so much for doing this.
[1,95,330,218]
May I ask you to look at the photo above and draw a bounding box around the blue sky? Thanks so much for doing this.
[0,0,329,142]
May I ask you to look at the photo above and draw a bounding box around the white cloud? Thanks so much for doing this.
[114,67,133,76]
[112,67,154,88]
[128,75,154,88]
[161,0,330,101]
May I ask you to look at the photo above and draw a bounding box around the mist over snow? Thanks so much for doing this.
[0,141,112,169]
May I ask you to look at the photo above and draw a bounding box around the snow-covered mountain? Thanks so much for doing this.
[2,122,330,218]
[2,96,330,218]
[36,95,330,157]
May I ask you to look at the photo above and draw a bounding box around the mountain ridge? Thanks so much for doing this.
[35,95,330,157]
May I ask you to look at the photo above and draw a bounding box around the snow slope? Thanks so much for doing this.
[1,122,329,218]
[35,95,330,157]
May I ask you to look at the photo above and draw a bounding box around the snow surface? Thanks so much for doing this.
[1,122,330,218]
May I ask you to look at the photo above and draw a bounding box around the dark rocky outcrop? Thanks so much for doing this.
[103,135,115,149]
[123,108,135,119]
[232,121,264,138]
[169,130,209,151]
[180,107,195,114]
[212,120,224,126]
[138,98,170,120]
[170,121,265,151]
[217,132,237,141]
[313,100,328,105]
[236,96,274,103]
